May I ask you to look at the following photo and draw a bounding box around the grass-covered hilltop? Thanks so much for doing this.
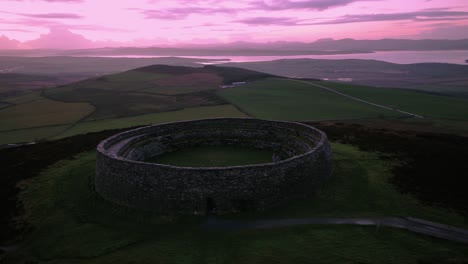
[1,59,468,263]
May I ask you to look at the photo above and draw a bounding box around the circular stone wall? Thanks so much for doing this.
[95,118,333,214]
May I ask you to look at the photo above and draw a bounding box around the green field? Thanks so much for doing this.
[5,143,467,264]
[0,105,246,144]
[53,105,247,139]
[148,145,274,167]
[0,96,94,130]
[218,78,468,122]
[316,81,468,120]
[218,79,402,120]
[46,87,180,120]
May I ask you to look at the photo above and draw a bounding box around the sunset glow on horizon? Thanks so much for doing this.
[1,0,468,49]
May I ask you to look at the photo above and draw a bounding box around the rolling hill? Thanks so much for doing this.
[2,63,468,144]
[0,65,274,144]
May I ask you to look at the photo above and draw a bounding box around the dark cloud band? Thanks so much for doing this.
[310,10,468,25]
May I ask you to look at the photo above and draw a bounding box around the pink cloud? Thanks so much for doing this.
[24,27,95,49]
[11,26,171,48]
[0,35,21,49]
[137,0,378,20]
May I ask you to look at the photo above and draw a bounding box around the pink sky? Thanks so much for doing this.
[1,0,468,49]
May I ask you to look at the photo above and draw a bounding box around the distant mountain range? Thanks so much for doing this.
[1,38,468,57]
[51,38,468,56]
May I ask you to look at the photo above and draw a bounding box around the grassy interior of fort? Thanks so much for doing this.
[145,145,275,167]
[2,141,468,263]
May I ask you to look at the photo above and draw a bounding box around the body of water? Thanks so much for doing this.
[96,50,468,65]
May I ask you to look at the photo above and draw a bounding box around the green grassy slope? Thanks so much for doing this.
[218,79,401,120]
[5,144,467,264]
[40,65,274,121]
[43,67,225,120]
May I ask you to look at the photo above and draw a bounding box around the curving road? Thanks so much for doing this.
[201,216,468,244]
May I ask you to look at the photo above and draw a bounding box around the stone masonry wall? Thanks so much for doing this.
[95,118,333,214]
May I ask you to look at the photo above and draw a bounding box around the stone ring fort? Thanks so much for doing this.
[95,118,333,214]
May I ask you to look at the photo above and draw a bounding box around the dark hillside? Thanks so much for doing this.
[204,65,278,84]
[311,121,468,214]
[0,128,136,244]
[137,64,210,75]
